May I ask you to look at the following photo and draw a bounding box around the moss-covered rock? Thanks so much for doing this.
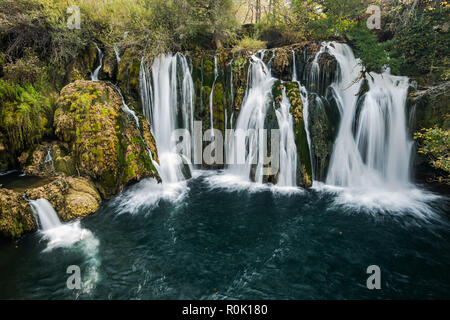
[0,188,36,238]
[54,80,159,198]
[285,82,312,188]
[271,81,312,188]
[24,177,101,222]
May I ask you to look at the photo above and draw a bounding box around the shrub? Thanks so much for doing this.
[232,36,267,53]
[414,126,450,183]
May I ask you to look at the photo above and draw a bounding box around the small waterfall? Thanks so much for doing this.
[275,88,297,187]
[113,45,121,66]
[139,53,195,183]
[44,149,53,164]
[91,42,103,82]
[209,54,219,136]
[29,198,101,291]
[226,52,276,183]
[308,45,326,93]
[29,199,61,231]
[112,84,140,129]
[324,42,413,189]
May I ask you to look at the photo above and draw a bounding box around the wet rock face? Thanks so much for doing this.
[0,189,36,239]
[54,80,159,198]
[307,92,340,182]
[66,42,99,84]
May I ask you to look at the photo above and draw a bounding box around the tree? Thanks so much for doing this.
[187,0,237,48]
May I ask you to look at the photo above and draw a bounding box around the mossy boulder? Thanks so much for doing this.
[285,82,312,188]
[24,177,101,222]
[54,80,159,198]
[0,189,36,238]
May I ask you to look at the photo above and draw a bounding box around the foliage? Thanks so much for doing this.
[385,0,450,82]
[0,80,53,155]
[232,36,266,52]
[414,126,450,183]
[346,22,400,74]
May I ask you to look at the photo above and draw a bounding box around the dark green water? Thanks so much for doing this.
[0,171,449,299]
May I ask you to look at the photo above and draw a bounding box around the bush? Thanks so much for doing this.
[0,80,53,155]
[232,36,267,53]
[414,126,450,183]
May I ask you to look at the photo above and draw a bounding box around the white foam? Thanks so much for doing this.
[313,181,442,219]
[39,221,101,295]
[113,178,188,214]
[204,171,304,195]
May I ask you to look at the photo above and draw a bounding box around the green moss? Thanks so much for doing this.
[0,80,53,157]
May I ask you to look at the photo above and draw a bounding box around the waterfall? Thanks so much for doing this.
[91,42,103,81]
[112,84,140,129]
[292,50,314,179]
[275,88,297,187]
[139,53,195,183]
[29,198,101,291]
[226,52,276,183]
[324,42,413,188]
[113,45,121,66]
[29,199,61,231]
[44,149,53,164]
[209,54,219,136]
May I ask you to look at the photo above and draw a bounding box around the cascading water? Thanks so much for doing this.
[29,198,100,292]
[29,198,62,231]
[44,149,53,164]
[275,88,297,187]
[113,84,140,129]
[209,54,219,136]
[323,42,413,189]
[113,45,121,66]
[139,53,195,183]
[226,52,276,184]
[292,50,313,179]
[91,42,103,81]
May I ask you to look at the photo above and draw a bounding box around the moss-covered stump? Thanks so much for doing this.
[54,80,159,198]
[0,189,36,239]
[24,177,101,222]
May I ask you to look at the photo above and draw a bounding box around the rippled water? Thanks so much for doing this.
[0,171,449,299]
